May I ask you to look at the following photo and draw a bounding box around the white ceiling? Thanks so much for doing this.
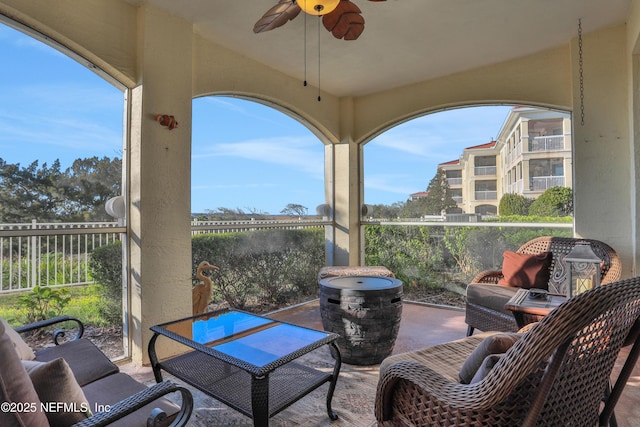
[127,0,631,97]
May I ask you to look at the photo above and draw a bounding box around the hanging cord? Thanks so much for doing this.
[317,15,322,101]
[578,18,585,126]
[303,3,308,87]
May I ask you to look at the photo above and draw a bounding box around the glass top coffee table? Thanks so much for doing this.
[149,309,341,427]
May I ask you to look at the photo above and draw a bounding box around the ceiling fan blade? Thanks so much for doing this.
[323,0,365,40]
[253,0,301,34]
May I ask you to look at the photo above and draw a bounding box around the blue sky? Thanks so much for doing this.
[0,22,512,216]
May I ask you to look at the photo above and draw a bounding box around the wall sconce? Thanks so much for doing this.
[156,114,178,130]
[565,240,601,298]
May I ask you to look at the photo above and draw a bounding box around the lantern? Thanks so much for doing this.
[564,240,601,298]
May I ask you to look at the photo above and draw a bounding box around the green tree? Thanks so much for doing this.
[421,168,458,215]
[64,156,122,221]
[499,193,532,216]
[529,186,573,217]
[280,203,307,216]
[0,159,67,222]
[0,156,121,222]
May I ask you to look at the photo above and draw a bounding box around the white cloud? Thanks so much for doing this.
[193,136,324,180]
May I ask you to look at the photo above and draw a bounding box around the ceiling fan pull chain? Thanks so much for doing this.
[578,18,585,126]
[318,15,322,101]
[303,1,308,87]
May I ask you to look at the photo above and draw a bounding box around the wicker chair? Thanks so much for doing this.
[375,276,640,427]
[465,236,622,336]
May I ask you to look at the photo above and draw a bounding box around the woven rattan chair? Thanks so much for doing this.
[375,276,640,427]
[465,236,622,336]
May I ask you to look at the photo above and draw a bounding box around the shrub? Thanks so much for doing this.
[529,187,573,216]
[499,193,531,216]
[89,242,123,323]
[192,229,324,309]
[18,286,70,323]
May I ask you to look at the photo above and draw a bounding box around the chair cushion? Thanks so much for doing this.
[470,353,504,383]
[34,338,119,386]
[0,317,36,360]
[459,332,521,384]
[0,320,50,427]
[22,358,92,427]
[497,251,553,289]
[466,283,520,315]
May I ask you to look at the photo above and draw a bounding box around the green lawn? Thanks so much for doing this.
[0,285,107,327]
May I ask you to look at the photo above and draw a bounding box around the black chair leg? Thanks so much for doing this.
[466,325,474,336]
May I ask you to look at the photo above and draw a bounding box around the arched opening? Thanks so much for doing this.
[0,19,127,359]
[190,96,327,311]
[362,104,574,303]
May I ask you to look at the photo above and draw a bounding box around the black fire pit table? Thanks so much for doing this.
[319,275,403,365]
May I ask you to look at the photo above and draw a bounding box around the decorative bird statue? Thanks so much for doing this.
[192,261,220,316]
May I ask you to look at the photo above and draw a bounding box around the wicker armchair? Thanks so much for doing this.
[465,236,621,336]
[375,276,640,427]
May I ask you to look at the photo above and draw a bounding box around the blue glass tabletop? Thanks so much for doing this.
[162,310,332,368]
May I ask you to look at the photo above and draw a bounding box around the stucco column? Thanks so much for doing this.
[571,25,633,277]
[128,5,193,365]
[329,97,363,266]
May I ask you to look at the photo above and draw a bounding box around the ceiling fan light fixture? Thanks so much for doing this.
[295,0,340,16]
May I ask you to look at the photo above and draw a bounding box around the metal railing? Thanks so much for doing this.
[0,221,124,293]
[0,218,330,293]
[530,176,565,192]
[474,166,497,176]
[529,135,564,152]
[475,190,498,200]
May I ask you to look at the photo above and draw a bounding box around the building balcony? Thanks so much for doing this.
[530,176,565,192]
[447,177,463,186]
[474,190,497,200]
[474,166,497,176]
[529,135,565,152]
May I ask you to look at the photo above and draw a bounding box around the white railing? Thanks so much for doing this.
[475,190,497,200]
[529,135,564,152]
[474,166,496,176]
[190,218,329,235]
[530,176,565,192]
[0,221,124,293]
[447,177,463,186]
[0,218,330,293]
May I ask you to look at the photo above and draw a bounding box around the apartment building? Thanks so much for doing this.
[438,107,572,215]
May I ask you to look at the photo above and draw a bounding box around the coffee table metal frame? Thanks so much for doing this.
[148,308,342,427]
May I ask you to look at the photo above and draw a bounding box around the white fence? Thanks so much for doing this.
[0,218,329,294]
[0,221,124,293]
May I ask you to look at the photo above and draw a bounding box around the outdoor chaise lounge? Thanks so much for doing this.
[1,315,193,427]
[465,236,622,336]
[375,276,640,426]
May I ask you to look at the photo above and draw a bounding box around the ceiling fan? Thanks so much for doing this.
[254,0,387,41]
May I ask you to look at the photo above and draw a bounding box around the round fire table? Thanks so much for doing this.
[319,275,403,365]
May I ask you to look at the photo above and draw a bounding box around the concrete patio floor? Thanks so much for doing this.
[122,300,640,426]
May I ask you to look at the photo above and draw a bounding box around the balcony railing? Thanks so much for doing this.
[0,218,330,293]
[531,176,565,192]
[475,190,497,200]
[474,166,496,176]
[529,135,564,152]
[447,177,463,186]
